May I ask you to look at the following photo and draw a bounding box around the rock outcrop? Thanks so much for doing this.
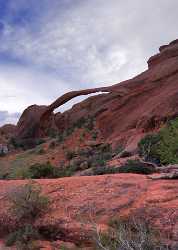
[12,39,178,151]
[0,124,16,144]
[0,174,177,248]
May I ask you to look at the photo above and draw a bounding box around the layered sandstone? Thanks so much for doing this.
[12,39,178,152]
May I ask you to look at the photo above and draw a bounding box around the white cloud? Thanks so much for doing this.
[0,64,70,113]
[0,0,152,86]
[1,0,178,87]
[0,0,178,126]
[0,111,20,126]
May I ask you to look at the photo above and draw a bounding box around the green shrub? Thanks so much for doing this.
[65,150,76,160]
[138,117,178,165]
[5,230,18,246]
[5,182,49,249]
[47,128,57,138]
[92,131,98,140]
[114,144,124,155]
[92,166,119,175]
[35,148,46,155]
[5,224,39,249]
[8,182,49,223]
[74,117,86,128]
[56,164,83,178]
[8,166,31,180]
[9,137,45,150]
[35,138,46,145]
[49,141,57,149]
[138,134,160,162]
[57,134,65,143]
[118,160,155,175]
[84,117,95,131]
[28,163,60,179]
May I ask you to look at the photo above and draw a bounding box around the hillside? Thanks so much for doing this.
[0,39,178,249]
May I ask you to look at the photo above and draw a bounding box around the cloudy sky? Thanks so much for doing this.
[0,0,178,126]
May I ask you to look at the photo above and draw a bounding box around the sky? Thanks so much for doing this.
[0,0,178,126]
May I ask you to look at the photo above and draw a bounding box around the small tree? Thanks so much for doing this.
[94,216,165,250]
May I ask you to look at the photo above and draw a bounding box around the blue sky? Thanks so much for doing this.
[0,0,178,125]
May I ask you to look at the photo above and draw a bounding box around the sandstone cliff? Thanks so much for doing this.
[12,39,178,152]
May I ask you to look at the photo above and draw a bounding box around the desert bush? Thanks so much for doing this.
[84,117,95,131]
[65,150,76,160]
[57,133,65,143]
[5,224,39,249]
[47,128,58,138]
[35,138,46,146]
[118,160,155,175]
[5,182,49,249]
[55,116,95,146]
[0,151,5,157]
[49,140,57,149]
[74,117,86,129]
[6,161,60,180]
[138,133,160,162]
[85,159,155,176]
[92,131,98,140]
[92,166,119,175]
[56,163,85,177]
[86,144,112,167]
[9,137,45,150]
[9,137,21,148]
[35,147,46,155]
[138,117,178,165]
[94,216,166,250]
[8,182,49,223]
[28,162,60,179]
[114,144,124,155]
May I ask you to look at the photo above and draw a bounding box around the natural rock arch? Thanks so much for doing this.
[16,85,128,140]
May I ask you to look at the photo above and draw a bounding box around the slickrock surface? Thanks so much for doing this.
[0,174,177,248]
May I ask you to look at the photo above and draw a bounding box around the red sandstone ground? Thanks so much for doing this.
[0,40,178,249]
[0,174,177,249]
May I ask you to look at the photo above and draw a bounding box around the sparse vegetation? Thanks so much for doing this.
[92,166,119,175]
[94,216,167,250]
[114,144,124,155]
[5,181,49,249]
[7,162,61,179]
[138,117,178,165]
[9,137,45,150]
[138,133,161,163]
[118,160,156,175]
[47,128,58,138]
[0,151,5,157]
[28,162,60,179]
[5,224,39,249]
[56,116,96,144]
[8,182,49,222]
[65,150,76,160]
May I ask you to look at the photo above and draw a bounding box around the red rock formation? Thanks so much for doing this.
[14,39,178,151]
[0,174,177,248]
[0,124,16,144]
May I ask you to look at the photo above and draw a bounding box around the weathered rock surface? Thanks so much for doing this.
[0,124,16,144]
[0,174,177,248]
[10,39,178,151]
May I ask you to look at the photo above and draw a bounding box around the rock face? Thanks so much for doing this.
[13,39,178,151]
[0,124,16,144]
[0,175,177,248]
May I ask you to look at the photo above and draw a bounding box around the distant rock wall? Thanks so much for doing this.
[12,39,178,150]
